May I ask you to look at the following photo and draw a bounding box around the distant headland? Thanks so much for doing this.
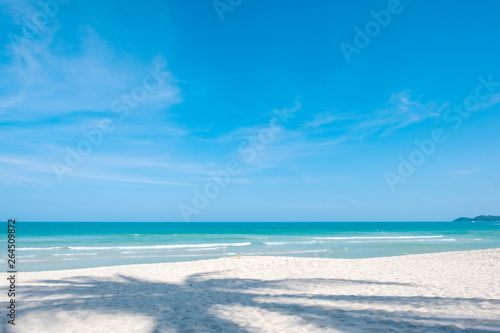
[454,215,500,222]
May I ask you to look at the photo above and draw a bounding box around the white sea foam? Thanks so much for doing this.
[400,238,455,242]
[18,247,64,251]
[314,235,444,240]
[67,242,252,251]
[53,253,98,256]
[164,253,218,258]
[126,255,161,259]
[185,247,223,251]
[347,238,455,243]
[227,249,327,256]
[263,241,317,245]
[122,253,215,258]
[18,242,251,252]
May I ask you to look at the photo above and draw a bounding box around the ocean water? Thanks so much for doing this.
[6,221,500,272]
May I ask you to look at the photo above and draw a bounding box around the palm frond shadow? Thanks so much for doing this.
[19,272,500,332]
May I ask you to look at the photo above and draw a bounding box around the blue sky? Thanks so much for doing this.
[1,0,499,222]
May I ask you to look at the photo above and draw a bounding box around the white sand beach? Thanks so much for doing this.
[6,249,500,332]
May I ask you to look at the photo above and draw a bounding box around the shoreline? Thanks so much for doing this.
[15,221,500,273]
[9,248,500,332]
[18,247,500,273]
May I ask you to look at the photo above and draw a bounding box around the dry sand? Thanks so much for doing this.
[4,249,500,332]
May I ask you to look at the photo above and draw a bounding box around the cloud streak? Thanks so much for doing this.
[0,1,180,121]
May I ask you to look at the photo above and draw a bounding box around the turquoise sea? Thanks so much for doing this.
[7,222,500,272]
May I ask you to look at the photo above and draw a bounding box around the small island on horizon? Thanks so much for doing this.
[454,215,500,222]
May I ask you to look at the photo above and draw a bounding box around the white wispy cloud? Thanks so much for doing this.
[356,91,443,133]
[207,93,443,175]
[0,157,53,173]
[0,1,189,188]
[302,112,337,129]
[298,92,443,148]
[0,2,180,121]
[0,168,50,185]
[477,92,500,110]
[212,103,302,143]
[68,172,194,187]
[82,155,215,175]
[445,169,480,182]
[0,155,210,186]
[446,169,480,176]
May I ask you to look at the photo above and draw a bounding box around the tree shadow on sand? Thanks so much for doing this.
[17,272,500,333]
